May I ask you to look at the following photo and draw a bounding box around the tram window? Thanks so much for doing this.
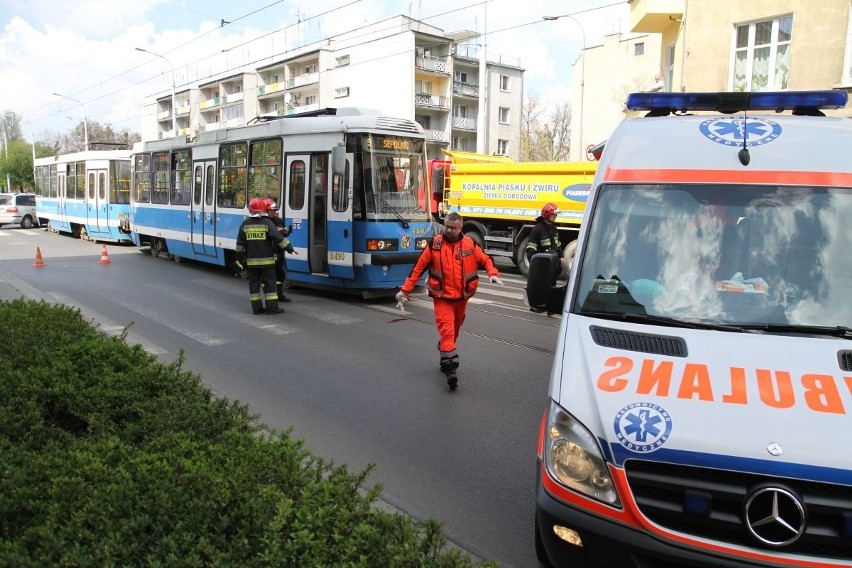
[74,162,85,199]
[98,172,106,200]
[288,160,306,210]
[172,150,191,205]
[67,164,77,199]
[88,172,95,200]
[133,154,151,203]
[49,165,57,198]
[219,142,247,208]
[332,162,350,212]
[194,165,203,205]
[249,139,282,202]
[111,160,131,204]
[206,164,215,206]
[151,152,170,204]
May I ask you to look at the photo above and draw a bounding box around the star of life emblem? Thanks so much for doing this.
[613,402,673,453]
[699,116,782,148]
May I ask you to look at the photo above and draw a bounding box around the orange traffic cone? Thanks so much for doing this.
[98,244,111,265]
[33,246,46,267]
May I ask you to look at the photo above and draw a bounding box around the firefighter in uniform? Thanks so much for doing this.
[525,202,564,312]
[235,198,296,315]
[396,212,503,391]
[264,198,292,303]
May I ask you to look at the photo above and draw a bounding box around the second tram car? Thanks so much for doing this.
[33,149,133,242]
[130,108,434,296]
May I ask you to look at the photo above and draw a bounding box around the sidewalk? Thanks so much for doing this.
[0,264,51,303]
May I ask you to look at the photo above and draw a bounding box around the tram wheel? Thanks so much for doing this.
[172,255,183,263]
[150,238,166,258]
[79,226,88,241]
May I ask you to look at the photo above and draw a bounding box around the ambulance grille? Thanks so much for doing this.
[589,326,687,357]
[838,350,852,371]
[624,460,852,560]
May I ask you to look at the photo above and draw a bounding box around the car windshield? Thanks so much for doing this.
[575,183,852,328]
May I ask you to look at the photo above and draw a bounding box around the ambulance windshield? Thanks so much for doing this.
[575,184,852,329]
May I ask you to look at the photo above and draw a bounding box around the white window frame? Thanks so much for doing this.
[729,15,793,92]
[498,107,510,124]
[497,139,508,155]
[634,42,645,56]
[336,55,350,67]
[335,87,350,98]
[500,75,510,91]
[843,8,852,86]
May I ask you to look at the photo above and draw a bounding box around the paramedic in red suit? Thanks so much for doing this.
[396,212,503,391]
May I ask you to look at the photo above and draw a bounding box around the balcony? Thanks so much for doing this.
[199,97,221,110]
[204,122,222,132]
[286,72,319,90]
[284,103,320,116]
[415,93,450,110]
[257,82,284,97]
[176,103,191,116]
[453,81,479,97]
[452,116,476,131]
[630,0,685,33]
[424,129,447,142]
[157,109,172,121]
[224,91,244,104]
[416,55,451,75]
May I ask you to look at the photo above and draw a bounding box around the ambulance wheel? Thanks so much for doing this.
[516,236,531,277]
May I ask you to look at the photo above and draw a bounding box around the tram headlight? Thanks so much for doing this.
[543,400,620,506]
[366,238,398,251]
[415,237,429,250]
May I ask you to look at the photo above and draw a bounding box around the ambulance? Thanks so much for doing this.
[533,91,852,568]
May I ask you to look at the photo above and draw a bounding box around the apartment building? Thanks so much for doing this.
[142,15,524,160]
[565,0,852,159]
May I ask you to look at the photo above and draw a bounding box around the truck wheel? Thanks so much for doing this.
[563,240,579,273]
[516,236,531,277]
[467,229,485,250]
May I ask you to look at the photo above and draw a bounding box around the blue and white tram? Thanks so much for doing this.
[130,108,434,296]
[33,149,133,242]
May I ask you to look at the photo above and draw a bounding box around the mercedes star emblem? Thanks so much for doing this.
[744,487,806,547]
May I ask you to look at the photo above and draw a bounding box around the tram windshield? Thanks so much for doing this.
[351,134,429,222]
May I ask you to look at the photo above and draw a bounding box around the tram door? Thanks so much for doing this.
[191,160,217,258]
[57,168,67,228]
[326,150,354,279]
[86,169,109,237]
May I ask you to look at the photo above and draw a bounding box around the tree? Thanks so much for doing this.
[520,94,572,162]
[0,141,36,191]
[54,119,141,154]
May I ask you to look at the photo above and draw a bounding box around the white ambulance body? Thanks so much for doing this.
[535,91,852,568]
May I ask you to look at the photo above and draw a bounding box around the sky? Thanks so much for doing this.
[0,0,628,143]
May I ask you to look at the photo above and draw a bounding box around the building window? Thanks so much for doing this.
[634,42,645,56]
[498,107,510,124]
[731,15,792,92]
[500,75,510,91]
[336,55,350,67]
[454,104,468,118]
[843,10,852,85]
[415,115,431,130]
[455,71,468,83]
[304,95,317,106]
[416,80,432,94]
[335,87,350,98]
[235,84,242,93]
[497,139,508,155]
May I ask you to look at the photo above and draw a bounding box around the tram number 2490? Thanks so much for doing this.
[328,251,346,261]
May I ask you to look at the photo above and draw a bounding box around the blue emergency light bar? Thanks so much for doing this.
[626,90,848,114]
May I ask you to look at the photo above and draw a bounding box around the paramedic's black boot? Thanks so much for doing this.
[277,284,291,303]
[440,355,460,391]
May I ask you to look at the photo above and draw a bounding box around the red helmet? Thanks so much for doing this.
[248,197,268,214]
[264,198,278,211]
[540,203,560,218]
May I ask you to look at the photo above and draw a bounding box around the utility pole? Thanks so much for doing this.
[2,113,11,191]
[52,93,89,151]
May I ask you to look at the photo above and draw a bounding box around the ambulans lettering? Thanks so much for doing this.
[597,356,849,414]
[699,117,782,148]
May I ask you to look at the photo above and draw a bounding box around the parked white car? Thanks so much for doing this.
[0,193,38,229]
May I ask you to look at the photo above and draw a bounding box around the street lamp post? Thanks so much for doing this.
[52,92,89,151]
[543,13,586,160]
[2,114,10,191]
[136,47,178,137]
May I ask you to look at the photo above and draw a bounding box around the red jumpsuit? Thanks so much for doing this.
[401,233,499,373]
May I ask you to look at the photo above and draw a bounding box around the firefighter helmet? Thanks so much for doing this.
[540,203,560,218]
[248,197,268,214]
[265,198,279,211]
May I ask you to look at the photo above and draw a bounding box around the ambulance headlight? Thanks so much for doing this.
[544,401,620,506]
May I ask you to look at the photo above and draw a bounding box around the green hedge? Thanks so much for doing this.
[0,300,495,567]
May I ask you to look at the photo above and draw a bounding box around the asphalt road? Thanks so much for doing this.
[0,226,562,567]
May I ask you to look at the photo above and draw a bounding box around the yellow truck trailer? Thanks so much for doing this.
[429,150,597,275]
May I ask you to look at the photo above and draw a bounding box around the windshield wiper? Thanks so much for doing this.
[371,192,409,229]
[740,323,852,338]
[581,310,748,332]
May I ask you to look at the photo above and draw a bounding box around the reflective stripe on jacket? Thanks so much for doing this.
[401,234,499,300]
[235,216,288,266]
